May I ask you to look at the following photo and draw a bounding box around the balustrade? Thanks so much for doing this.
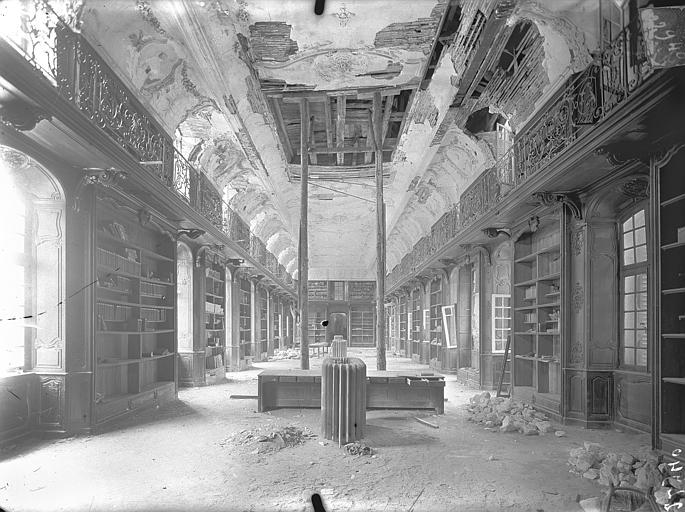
[1,1,293,288]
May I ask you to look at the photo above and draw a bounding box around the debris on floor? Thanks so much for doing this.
[343,442,375,456]
[269,348,300,360]
[466,392,554,435]
[568,441,685,510]
[221,425,316,453]
[414,417,439,429]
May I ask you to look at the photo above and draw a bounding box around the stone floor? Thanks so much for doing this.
[0,349,651,512]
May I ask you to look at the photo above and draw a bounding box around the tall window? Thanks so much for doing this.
[0,171,27,373]
[0,146,64,375]
[492,294,511,353]
[620,208,648,370]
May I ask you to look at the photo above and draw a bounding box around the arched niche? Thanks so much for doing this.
[0,145,66,373]
[176,242,194,353]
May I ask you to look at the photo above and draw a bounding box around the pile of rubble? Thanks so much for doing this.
[466,392,559,436]
[343,442,375,456]
[221,425,316,454]
[269,348,300,361]
[569,442,685,510]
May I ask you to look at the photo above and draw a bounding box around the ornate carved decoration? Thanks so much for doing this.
[0,99,51,131]
[39,376,63,425]
[620,176,649,200]
[73,168,128,212]
[332,5,356,27]
[572,282,584,314]
[571,229,584,256]
[137,207,151,226]
[177,228,205,240]
[594,145,642,167]
[654,143,685,168]
[532,191,582,220]
[570,340,584,365]
[482,227,511,239]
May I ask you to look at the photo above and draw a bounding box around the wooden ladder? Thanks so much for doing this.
[496,335,512,398]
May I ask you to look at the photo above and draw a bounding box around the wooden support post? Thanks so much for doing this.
[372,91,386,371]
[299,98,310,370]
[336,95,346,166]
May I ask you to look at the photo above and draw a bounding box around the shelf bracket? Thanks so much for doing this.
[73,168,128,213]
[532,191,582,220]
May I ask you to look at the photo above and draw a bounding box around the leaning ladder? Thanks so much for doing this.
[496,335,512,398]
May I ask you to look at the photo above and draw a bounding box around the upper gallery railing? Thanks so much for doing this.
[386,19,654,291]
[1,1,293,287]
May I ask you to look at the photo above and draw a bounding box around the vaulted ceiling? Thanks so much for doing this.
[73,0,598,280]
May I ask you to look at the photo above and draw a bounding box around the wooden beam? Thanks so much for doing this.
[373,90,386,371]
[336,95,346,166]
[323,98,333,149]
[269,98,294,162]
[299,98,310,370]
[381,94,396,146]
[308,144,394,154]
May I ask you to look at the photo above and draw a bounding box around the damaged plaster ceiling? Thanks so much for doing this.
[73,0,596,280]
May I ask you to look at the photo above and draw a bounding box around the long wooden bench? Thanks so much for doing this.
[257,369,444,414]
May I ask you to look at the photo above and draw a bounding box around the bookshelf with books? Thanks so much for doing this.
[239,277,252,359]
[512,216,562,414]
[350,305,374,346]
[94,197,177,425]
[204,260,226,384]
[655,147,685,455]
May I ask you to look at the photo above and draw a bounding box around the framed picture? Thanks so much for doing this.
[441,305,457,348]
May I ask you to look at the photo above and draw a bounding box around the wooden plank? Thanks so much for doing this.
[270,98,293,161]
[336,95,346,165]
[323,97,333,149]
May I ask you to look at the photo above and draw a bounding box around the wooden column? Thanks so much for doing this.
[372,91,386,370]
[299,98,310,370]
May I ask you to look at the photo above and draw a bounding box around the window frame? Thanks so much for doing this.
[618,204,649,372]
[491,294,511,354]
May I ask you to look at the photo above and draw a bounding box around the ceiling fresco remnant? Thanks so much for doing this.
[71,0,599,280]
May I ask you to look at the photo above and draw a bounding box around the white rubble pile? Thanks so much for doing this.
[269,348,300,361]
[466,391,555,436]
[568,442,685,509]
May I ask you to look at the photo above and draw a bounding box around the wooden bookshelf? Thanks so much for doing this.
[656,148,685,454]
[512,217,562,409]
[350,305,374,346]
[239,277,251,358]
[94,198,176,424]
[307,306,327,344]
[204,261,225,382]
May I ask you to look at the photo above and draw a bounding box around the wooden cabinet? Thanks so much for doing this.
[656,147,685,453]
[204,261,225,382]
[94,196,176,424]
[512,216,562,411]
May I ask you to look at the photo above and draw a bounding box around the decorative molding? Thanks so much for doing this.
[594,144,643,167]
[654,142,685,169]
[620,176,649,200]
[332,5,356,27]
[177,228,206,240]
[482,227,511,239]
[532,191,582,220]
[571,229,584,256]
[571,281,584,314]
[0,99,51,131]
[137,207,152,226]
[570,340,584,365]
[73,168,128,212]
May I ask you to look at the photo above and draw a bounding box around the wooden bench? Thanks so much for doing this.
[258,369,444,414]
